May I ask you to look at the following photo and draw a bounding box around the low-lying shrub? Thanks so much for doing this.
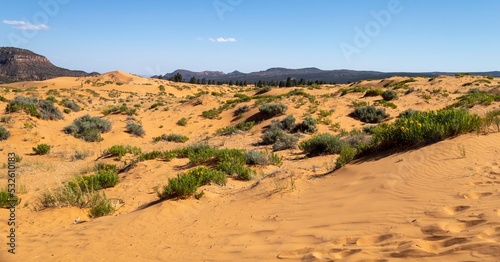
[177,117,188,126]
[202,108,220,119]
[234,105,250,116]
[299,133,345,156]
[363,88,384,97]
[293,116,318,133]
[349,106,389,123]
[449,88,500,108]
[32,144,51,155]
[0,189,20,208]
[6,96,63,120]
[153,134,189,143]
[0,125,10,141]
[125,122,145,137]
[259,103,288,117]
[61,99,81,112]
[382,90,398,101]
[159,167,226,200]
[102,145,142,159]
[64,115,112,142]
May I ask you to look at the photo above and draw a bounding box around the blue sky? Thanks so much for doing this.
[0,0,499,76]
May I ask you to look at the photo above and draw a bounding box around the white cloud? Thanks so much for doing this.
[209,37,237,43]
[3,20,49,30]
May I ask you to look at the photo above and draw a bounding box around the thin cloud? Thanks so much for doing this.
[209,37,237,43]
[3,20,49,30]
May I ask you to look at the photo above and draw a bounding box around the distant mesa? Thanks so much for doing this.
[0,47,94,83]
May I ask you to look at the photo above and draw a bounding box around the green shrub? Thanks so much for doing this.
[294,116,318,133]
[449,89,500,108]
[234,105,250,116]
[177,118,188,126]
[88,192,114,218]
[159,167,226,200]
[382,90,398,101]
[64,115,112,142]
[6,96,63,120]
[102,145,142,159]
[0,190,20,208]
[95,163,118,173]
[279,115,296,131]
[217,121,255,136]
[32,144,51,155]
[63,108,71,114]
[46,96,57,103]
[334,146,357,169]
[399,109,420,118]
[261,125,287,145]
[372,109,482,148]
[68,170,119,193]
[61,99,81,112]
[299,133,345,156]
[255,86,272,95]
[259,103,288,117]
[272,134,298,151]
[125,122,145,137]
[245,150,282,166]
[153,134,189,143]
[363,88,384,97]
[202,108,220,119]
[216,162,254,181]
[350,106,389,123]
[0,125,10,140]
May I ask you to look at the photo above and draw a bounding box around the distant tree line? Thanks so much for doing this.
[160,73,332,87]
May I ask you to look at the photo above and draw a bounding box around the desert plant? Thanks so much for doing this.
[88,192,114,218]
[32,144,51,155]
[177,117,188,126]
[6,96,63,120]
[153,134,189,143]
[125,122,145,137]
[382,90,398,101]
[0,189,21,208]
[272,134,298,151]
[202,108,220,119]
[349,106,389,123]
[102,145,142,159]
[279,115,296,131]
[299,133,345,156]
[334,145,357,169]
[159,167,226,200]
[259,103,288,117]
[364,88,384,97]
[61,99,81,112]
[293,116,318,133]
[234,105,250,116]
[64,115,112,142]
[0,125,10,140]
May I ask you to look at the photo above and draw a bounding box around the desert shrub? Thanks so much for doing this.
[483,110,500,132]
[125,122,145,137]
[102,145,142,159]
[0,116,12,123]
[32,144,51,155]
[261,125,287,145]
[177,117,188,126]
[61,99,81,112]
[159,167,226,200]
[202,108,220,119]
[279,115,296,131]
[153,134,189,143]
[235,121,254,131]
[0,125,10,140]
[364,88,384,97]
[272,134,298,151]
[95,163,118,173]
[46,96,57,103]
[449,89,500,108]
[349,106,389,123]
[68,170,119,193]
[245,150,282,166]
[88,192,114,218]
[299,133,345,156]
[382,90,398,101]
[234,105,250,116]
[376,100,397,109]
[64,115,112,142]
[372,109,482,148]
[255,86,272,95]
[217,121,255,136]
[0,190,20,208]
[6,96,63,120]
[294,116,318,133]
[259,103,287,117]
[334,146,357,170]
[216,162,254,181]
[73,150,91,161]
[399,109,421,118]
[63,108,71,114]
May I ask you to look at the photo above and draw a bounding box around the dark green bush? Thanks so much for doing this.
[125,122,145,137]
[334,146,357,169]
[382,90,398,101]
[32,144,51,155]
[294,116,318,133]
[202,108,220,119]
[0,125,10,141]
[350,106,389,123]
[153,134,189,143]
[449,89,500,108]
[159,167,226,200]
[64,115,112,142]
[177,117,188,126]
[364,89,384,97]
[299,133,346,156]
[102,145,142,159]
[88,192,114,218]
[261,125,287,145]
[234,105,250,116]
[279,115,296,131]
[259,103,288,117]
[0,190,20,208]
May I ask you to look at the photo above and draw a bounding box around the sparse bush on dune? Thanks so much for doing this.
[349,106,389,123]
[299,133,345,156]
[449,88,500,108]
[363,88,384,97]
[125,122,145,137]
[234,105,250,116]
[202,108,220,119]
[102,144,142,159]
[259,103,288,117]
[278,115,296,131]
[61,99,81,112]
[382,90,398,101]
[158,167,226,200]
[6,96,63,120]
[64,115,112,142]
[0,125,10,141]
[177,117,188,126]
[293,116,318,134]
[0,189,20,208]
[32,144,51,155]
[153,134,189,143]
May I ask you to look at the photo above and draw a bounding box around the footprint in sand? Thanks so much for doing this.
[443,205,471,215]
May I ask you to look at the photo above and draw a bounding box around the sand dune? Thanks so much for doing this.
[0,73,499,261]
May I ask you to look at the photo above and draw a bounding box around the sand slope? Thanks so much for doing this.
[4,133,498,261]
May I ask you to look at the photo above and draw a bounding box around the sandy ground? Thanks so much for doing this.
[0,72,499,261]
